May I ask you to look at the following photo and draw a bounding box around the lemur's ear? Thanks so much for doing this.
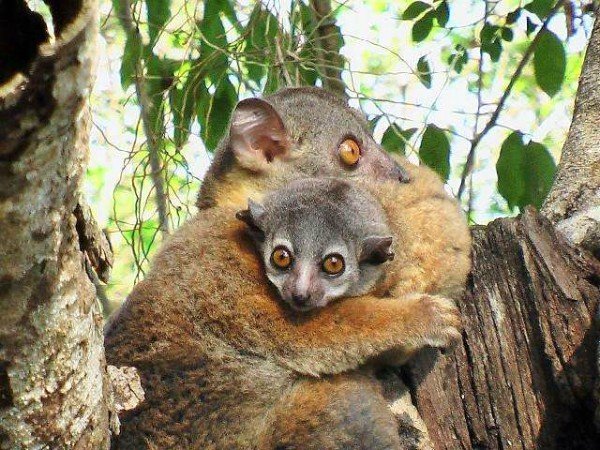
[359,236,395,265]
[230,98,290,171]
[235,199,267,241]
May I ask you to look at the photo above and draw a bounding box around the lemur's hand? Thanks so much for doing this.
[415,295,462,349]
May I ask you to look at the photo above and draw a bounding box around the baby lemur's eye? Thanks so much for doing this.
[322,254,345,276]
[338,138,361,167]
[271,246,293,270]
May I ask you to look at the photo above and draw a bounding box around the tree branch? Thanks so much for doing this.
[116,0,170,236]
[309,0,347,97]
[542,10,600,258]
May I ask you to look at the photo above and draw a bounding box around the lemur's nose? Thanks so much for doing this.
[291,293,311,307]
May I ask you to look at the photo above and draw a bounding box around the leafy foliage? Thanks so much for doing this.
[95,0,590,303]
[402,1,431,20]
[381,123,417,155]
[117,0,349,156]
[412,11,435,42]
[416,56,432,88]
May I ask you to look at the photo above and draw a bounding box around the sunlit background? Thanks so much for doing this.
[36,0,591,306]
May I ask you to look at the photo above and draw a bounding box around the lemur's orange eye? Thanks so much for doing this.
[271,246,293,270]
[322,254,345,276]
[339,139,361,167]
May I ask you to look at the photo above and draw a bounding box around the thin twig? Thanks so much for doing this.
[117,0,170,236]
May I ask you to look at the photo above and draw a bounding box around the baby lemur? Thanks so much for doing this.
[105,87,471,449]
[238,178,395,311]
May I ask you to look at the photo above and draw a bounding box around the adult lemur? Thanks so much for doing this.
[105,87,471,449]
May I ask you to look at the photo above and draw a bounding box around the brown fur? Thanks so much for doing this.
[106,87,471,449]
[106,162,470,449]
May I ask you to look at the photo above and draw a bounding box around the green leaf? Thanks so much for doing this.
[147,0,171,44]
[412,11,435,42]
[447,44,468,73]
[298,46,319,86]
[416,56,432,88]
[200,0,229,84]
[244,4,279,83]
[402,1,431,20]
[202,78,237,151]
[496,132,526,210]
[496,132,557,210]
[297,2,319,85]
[169,69,198,148]
[264,65,280,94]
[524,0,555,19]
[486,39,502,62]
[419,125,450,181]
[145,55,174,146]
[435,1,449,27]
[521,142,556,208]
[534,30,565,97]
[120,33,142,89]
[501,27,514,42]
[480,23,503,62]
[381,124,417,155]
[368,115,382,133]
[526,17,538,36]
[195,79,210,134]
[480,23,498,44]
[220,0,242,32]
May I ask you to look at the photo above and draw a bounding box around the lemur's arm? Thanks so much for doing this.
[247,291,461,376]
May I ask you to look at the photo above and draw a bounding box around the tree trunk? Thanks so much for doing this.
[0,1,112,448]
[405,209,600,449]
[309,0,346,98]
[541,12,600,259]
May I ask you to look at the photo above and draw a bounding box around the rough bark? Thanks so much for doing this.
[542,13,600,258]
[0,0,111,448]
[405,208,600,449]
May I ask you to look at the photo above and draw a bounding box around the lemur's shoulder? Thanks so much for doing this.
[360,157,471,298]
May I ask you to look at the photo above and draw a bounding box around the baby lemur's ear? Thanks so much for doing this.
[230,98,290,171]
[359,236,395,265]
[235,199,267,241]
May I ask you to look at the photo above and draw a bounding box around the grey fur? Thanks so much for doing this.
[238,178,394,311]
[198,87,409,209]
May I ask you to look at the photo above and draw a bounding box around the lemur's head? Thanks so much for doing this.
[237,178,394,312]
[198,87,409,209]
